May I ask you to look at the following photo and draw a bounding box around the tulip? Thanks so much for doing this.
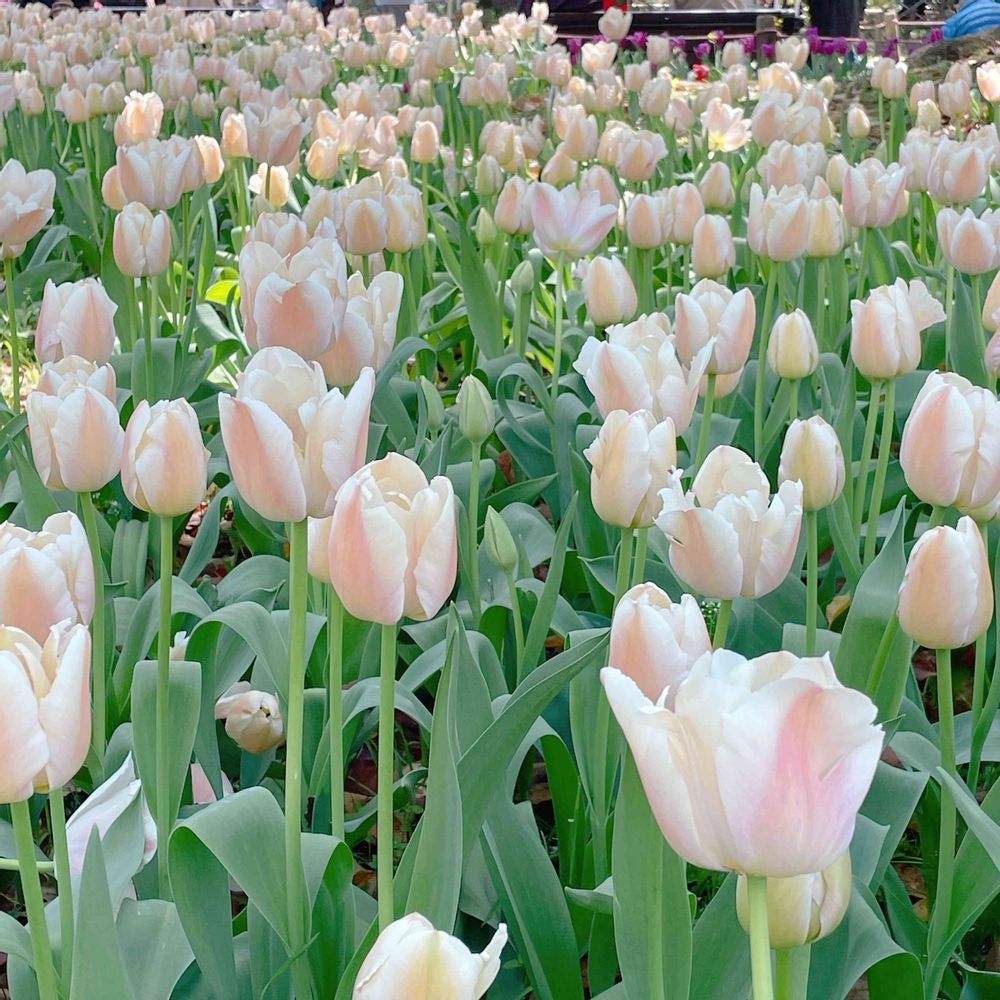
[655,446,803,600]
[899,372,1000,514]
[916,99,943,132]
[701,99,750,154]
[239,236,348,359]
[34,277,117,364]
[847,104,870,140]
[574,313,710,433]
[193,136,225,185]
[220,349,374,523]
[939,79,972,119]
[615,130,667,183]
[610,582,711,702]
[625,193,668,249]
[585,410,676,529]
[221,110,249,158]
[249,164,291,210]
[65,752,156,884]
[806,193,845,257]
[384,180,427,252]
[597,5,631,40]
[757,141,827,192]
[898,516,993,649]
[248,213,310,257]
[113,202,172,278]
[328,453,456,624]
[215,682,284,753]
[747,184,809,262]
[0,512,94,643]
[582,256,637,327]
[699,162,735,211]
[984,270,1000,329]
[121,399,209,517]
[776,36,809,70]
[410,120,440,164]
[674,280,755,376]
[601,649,882,876]
[0,159,55,258]
[736,852,852,950]
[664,183,704,245]
[936,208,999,276]
[850,279,945,381]
[113,91,163,145]
[841,160,908,229]
[691,215,735,279]
[978,60,1000,102]
[353,913,507,999]
[0,622,91,802]
[927,141,989,205]
[530,182,617,260]
[779,417,846,511]
[242,102,308,167]
[115,138,192,211]
[767,310,818,380]
[26,358,123,493]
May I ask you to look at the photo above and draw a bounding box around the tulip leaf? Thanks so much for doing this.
[458,225,505,360]
[117,899,195,1000]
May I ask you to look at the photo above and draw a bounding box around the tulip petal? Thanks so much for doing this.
[0,651,48,802]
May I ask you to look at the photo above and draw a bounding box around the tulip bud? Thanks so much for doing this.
[475,208,497,248]
[767,310,819,380]
[987,329,1000,378]
[583,256,638,327]
[113,202,172,278]
[122,399,209,516]
[410,120,440,164]
[0,159,55,258]
[736,852,852,950]
[674,281,755,376]
[699,162,735,211]
[898,516,993,649]
[846,104,870,140]
[778,416,845,512]
[35,278,117,365]
[456,375,495,445]
[418,375,446,430]
[215,682,284,753]
[916,98,942,132]
[510,259,535,296]
[484,507,518,574]
[691,215,735,279]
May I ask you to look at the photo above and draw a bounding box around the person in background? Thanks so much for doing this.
[809,0,862,36]
[943,0,1000,38]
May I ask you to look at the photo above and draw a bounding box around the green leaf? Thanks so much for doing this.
[117,899,195,1000]
[459,226,504,359]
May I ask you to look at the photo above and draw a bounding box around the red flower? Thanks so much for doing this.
[693,63,709,81]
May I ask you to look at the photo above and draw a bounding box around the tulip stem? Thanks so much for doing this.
[4,255,19,412]
[468,444,482,622]
[774,946,810,1000]
[853,381,881,537]
[550,255,565,405]
[969,523,991,791]
[969,620,1000,789]
[971,274,987,357]
[864,378,895,568]
[805,511,818,656]
[753,263,780,458]
[630,527,649,588]
[714,599,733,648]
[155,514,174,900]
[865,613,900,703]
[933,648,957,940]
[143,276,157,401]
[80,491,106,769]
[328,586,345,841]
[944,264,955,371]
[0,857,54,873]
[378,622,398,932]
[506,570,526,686]
[285,519,312,999]
[856,228,870,303]
[815,261,827,352]
[694,373,716,477]
[788,379,800,425]
[747,874,775,1000]
[10,800,58,1000]
[49,786,74,991]
[614,527,635,609]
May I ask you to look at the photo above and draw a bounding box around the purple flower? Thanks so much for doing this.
[694,41,711,59]
[928,26,943,43]
[567,35,583,63]
[808,32,824,53]
[741,34,756,54]
[402,82,410,93]
[671,36,687,50]
[627,31,648,50]
[854,38,868,55]
[832,36,848,55]
[761,42,775,60]
[880,36,899,58]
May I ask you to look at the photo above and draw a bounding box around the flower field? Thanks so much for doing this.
[0,3,999,997]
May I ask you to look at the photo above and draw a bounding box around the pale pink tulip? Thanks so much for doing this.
[34,277,117,365]
[530,182,617,259]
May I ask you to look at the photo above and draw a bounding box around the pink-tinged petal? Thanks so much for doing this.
[37,626,91,791]
[407,477,457,620]
[0,547,77,643]
[659,505,743,600]
[0,652,48,802]
[253,272,335,360]
[51,388,124,493]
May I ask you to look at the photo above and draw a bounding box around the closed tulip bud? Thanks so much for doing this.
[122,399,209,517]
[583,256,638,327]
[674,280,755,376]
[610,583,711,702]
[113,202,171,278]
[418,375,446,431]
[939,78,972,119]
[655,447,803,600]
[736,852,852,950]
[0,512,94,643]
[0,622,91,802]
[825,153,849,196]
[342,197,388,256]
[113,91,163,145]
[625,193,668,249]
[909,80,936,113]
[540,145,579,187]
[220,349,374,522]
[665,183,705,246]
[243,102,308,167]
[484,507,518,574]
[767,310,819,380]
[847,104,870,139]
[193,135,224,185]
[585,410,676,528]
[806,194,845,258]
[562,114,598,161]
[936,207,998,275]
[985,271,1000,329]
[221,110,249,159]
[307,138,340,181]
[916,99,942,132]
[878,63,908,100]
[456,375,495,445]
[35,277,117,365]
[699,162,735,211]
[779,416,845,511]
[410,120,440,165]
[27,358,123,493]
[988,330,1000,378]
[748,184,809,262]
[474,155,503,198]
[928,141,988,205]
[898,516,993,648]
[249,164,291,210]
[353,913,506,1000]
[978,60,1000,102]
[691,215,735,279]
[215,682,284,753]
[494,176,533,236]
[899,371,1000,514]
[102,166,127,211]
[475,208,497,247]
[597,5,632,40]
[850,279,945,381]
[0,159,55,257]
[509,259,535,296]
[842,160,908,229]
[328,453,457,624]
[602,650,881,876]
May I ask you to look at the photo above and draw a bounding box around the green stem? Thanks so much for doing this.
[378,622,398,932]
[11,800,58,1000]
[614,527,635,609]
[864,378,895,567]
[853,382,882,537]
[934,648,957,931]
[468,445,482,622]
[80,492,106,769]
[753,264,780,458]
[49,786,73,991]
[788,379,800,424]
[506,571,526,686]
[774,946,810,1000]
[815,260,827,352]
[4,256,19,412]
[694,373,716,476]
[970,617,1000,788]
[327,586,345,841]
[866,613,900,702]
[714,598,733,648]
[155,515,174,899]
[143,276,157,401]
[747,874,775,1000]
[944,264,955,371]
[550,256,565,405]
[805,511,818,656]
[630,527,649,588]
[0,857,54,873]
[856,228,870,302]
[284,520,311,999]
